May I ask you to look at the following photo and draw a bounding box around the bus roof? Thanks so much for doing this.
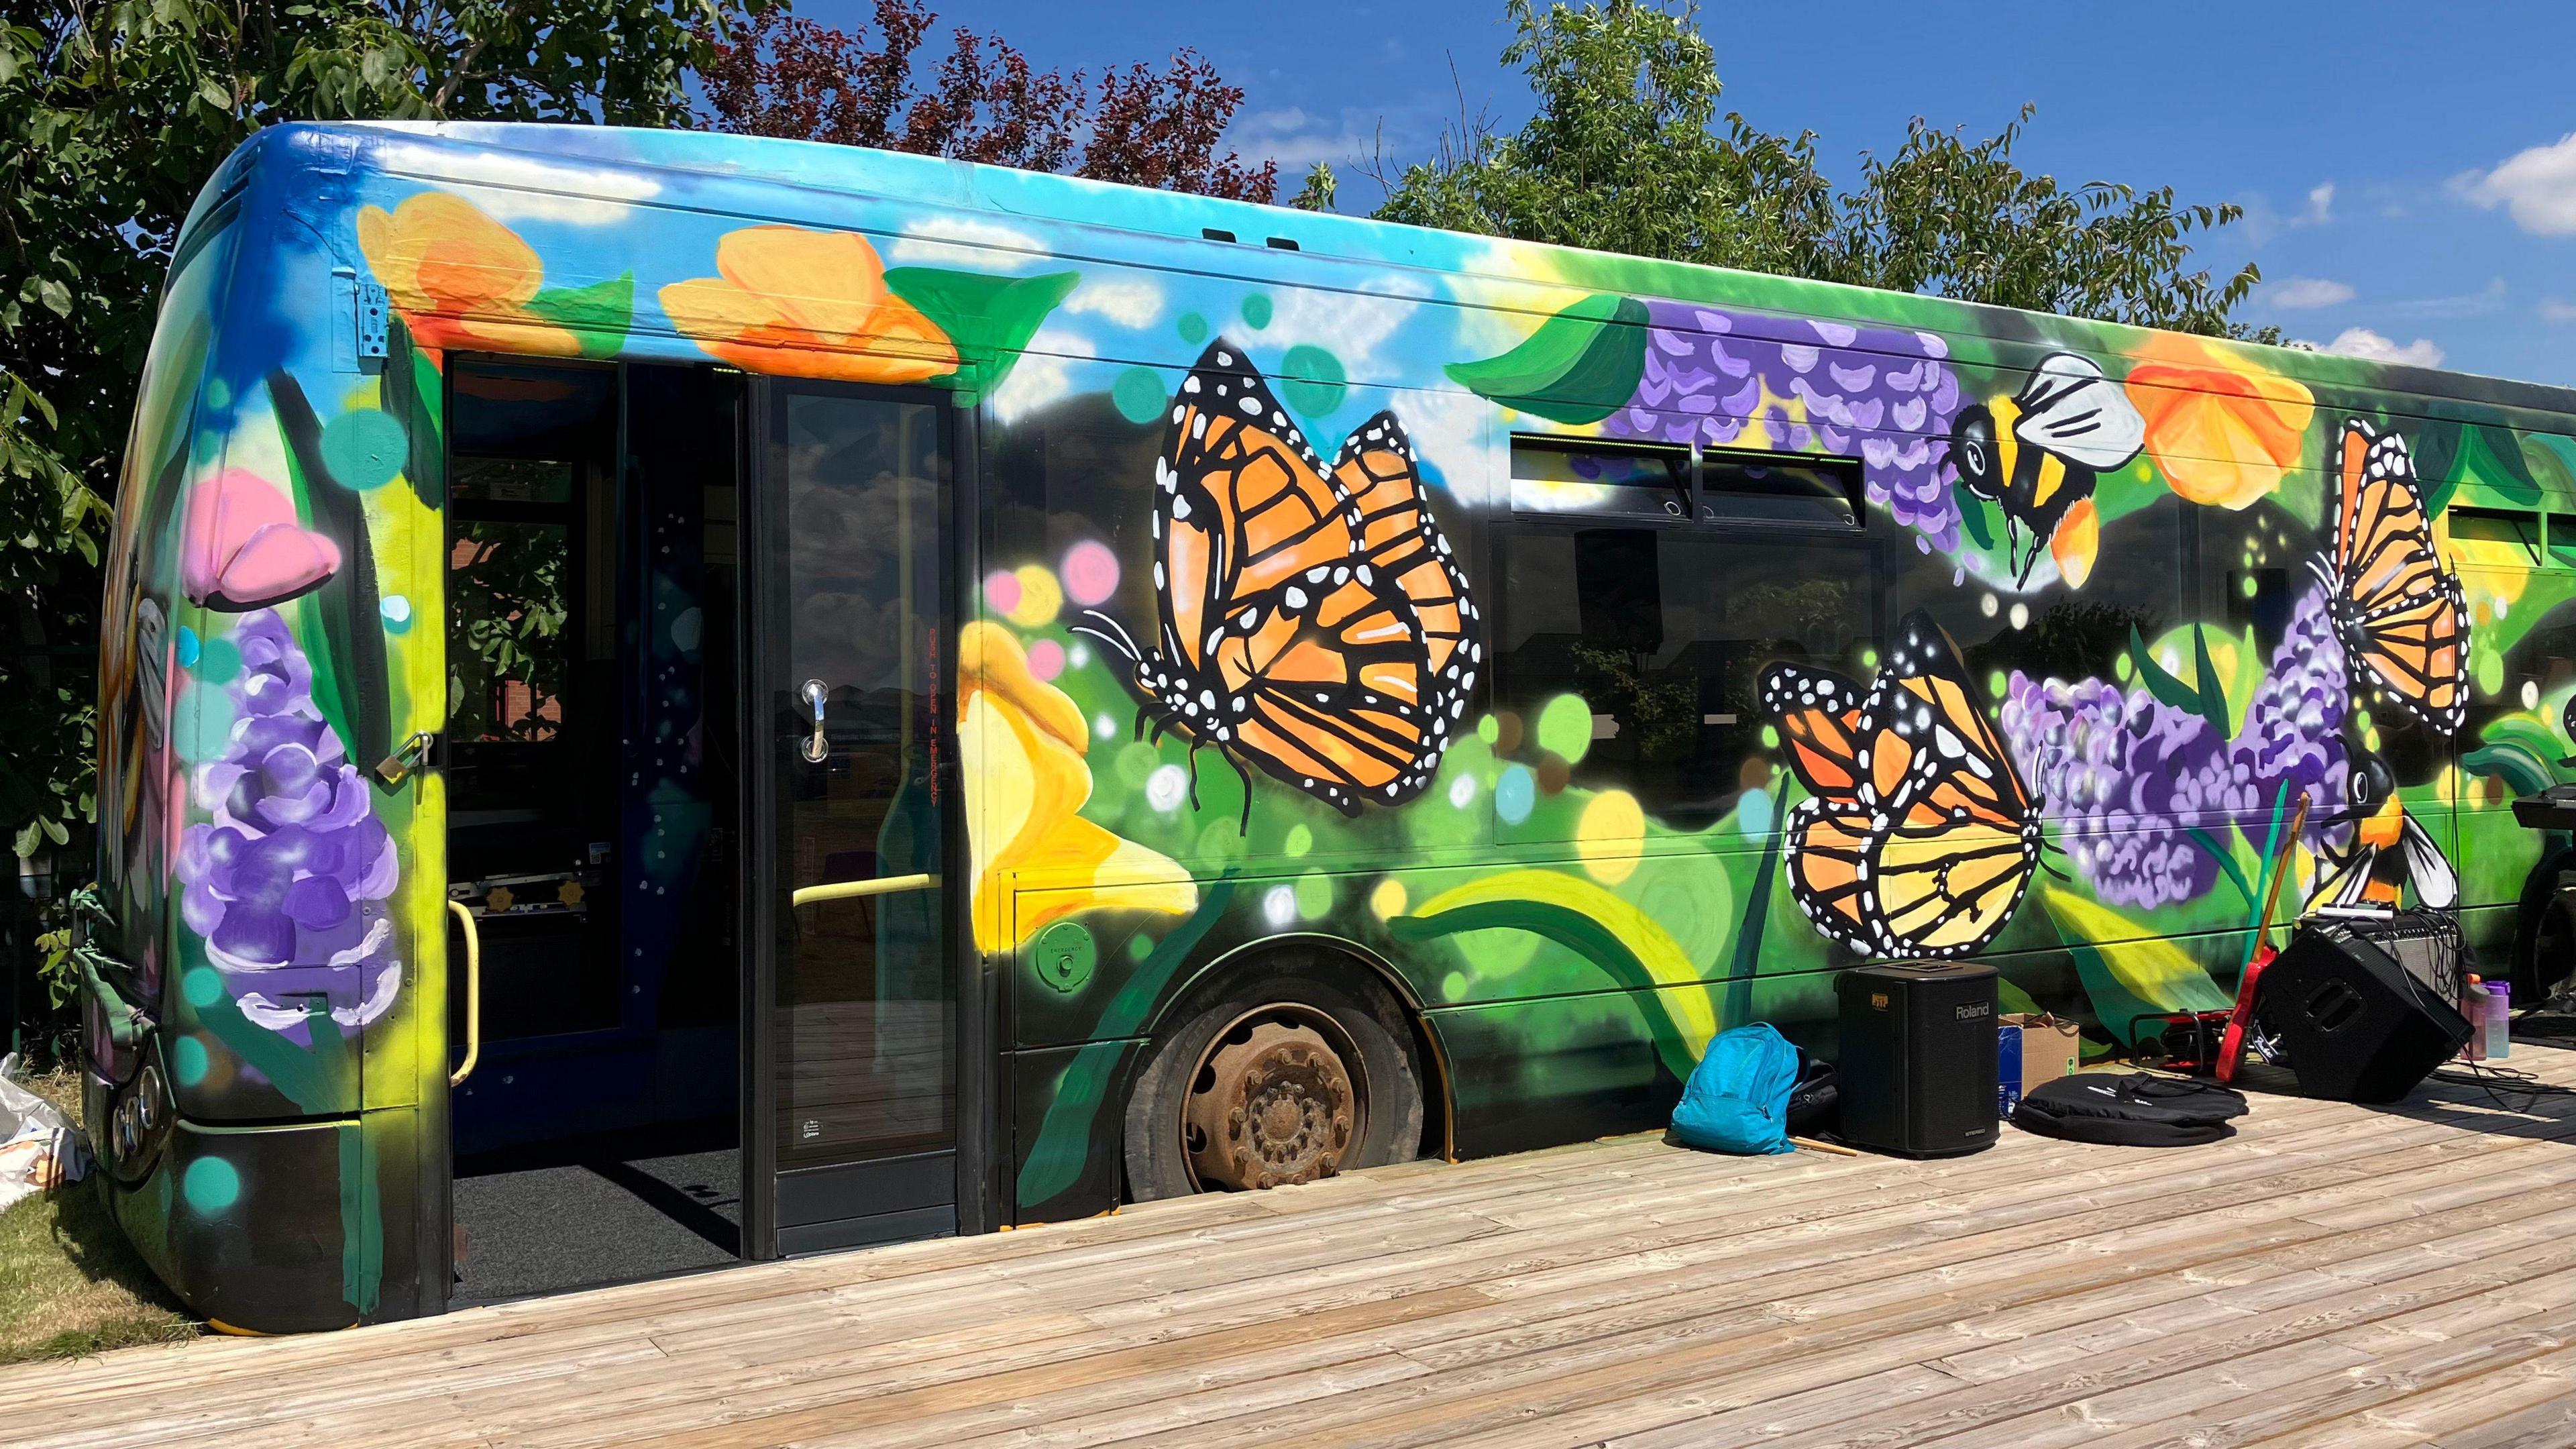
[193,119,2576,422]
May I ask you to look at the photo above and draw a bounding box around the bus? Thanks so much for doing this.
[84,119,2576,1332]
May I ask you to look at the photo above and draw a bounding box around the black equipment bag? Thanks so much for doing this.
[1785,1048,1838,1136]
[2010,1073,2249,1148]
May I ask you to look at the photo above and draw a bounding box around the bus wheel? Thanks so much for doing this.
[1124,973,1425,1202]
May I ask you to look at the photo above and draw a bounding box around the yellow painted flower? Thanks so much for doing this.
[2123,334,2315,509]
[356,193,582,357]
[659,227,956,383]
[958,621,1193,952]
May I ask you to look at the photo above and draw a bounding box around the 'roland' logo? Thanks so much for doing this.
[1955,1002,1992,1021]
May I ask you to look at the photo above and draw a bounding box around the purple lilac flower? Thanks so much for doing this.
[2002,674,2223,909]
[1605,303,1965,552]
[176,609,399,1040]
[2220,584,2349,847]
[1998,584,2352,910]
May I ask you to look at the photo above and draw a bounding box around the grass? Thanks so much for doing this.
[0,1067,199,1365]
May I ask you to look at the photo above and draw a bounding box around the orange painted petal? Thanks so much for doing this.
[716,226,890,340]
[2050,498,2098,588]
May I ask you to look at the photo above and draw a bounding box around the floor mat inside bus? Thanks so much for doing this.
[451,1145,742,1304]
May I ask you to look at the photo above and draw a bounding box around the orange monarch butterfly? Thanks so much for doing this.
[1074,341,1481,820]
[2314,419,2469,736]
[1760,611,2051,959]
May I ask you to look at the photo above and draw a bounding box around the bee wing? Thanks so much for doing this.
[2399,815,2460,908]
[2306,843,2373,912]
[2013,354,2147,470]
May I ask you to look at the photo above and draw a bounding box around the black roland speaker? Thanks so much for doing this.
[1836,961,1999,1158]
[2263,918,2473,1104]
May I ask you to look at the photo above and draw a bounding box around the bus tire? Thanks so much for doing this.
[1122,966,1426,1203]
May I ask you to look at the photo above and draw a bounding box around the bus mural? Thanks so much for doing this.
[84,121,2576,1332]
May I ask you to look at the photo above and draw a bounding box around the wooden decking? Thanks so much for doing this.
[13,1051,2576,1448]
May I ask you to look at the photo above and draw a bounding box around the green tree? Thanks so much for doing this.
[0,1,761,869]
[1375,0,2271,340]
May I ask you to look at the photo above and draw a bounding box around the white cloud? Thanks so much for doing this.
[1234,105,1383,175]
[1260,276,1433,382]
[2383,276,2508,319]
[1063,278,1164,329]
[989,327,1095,425]
[886,216,1047,268]
[2461,131,2576,235]
[2235,180,2337,245]
[2263,276,2354,310]
[371,140,660,225]
[2544,299,2576,323]
[2301,327,2445,368]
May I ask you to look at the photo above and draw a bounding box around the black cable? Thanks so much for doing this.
[2426,1061,2576,1112]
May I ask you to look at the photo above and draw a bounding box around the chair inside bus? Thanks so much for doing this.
[442,358,745,1302]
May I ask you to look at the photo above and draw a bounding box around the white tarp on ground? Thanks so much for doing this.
[0,1054,90,1214]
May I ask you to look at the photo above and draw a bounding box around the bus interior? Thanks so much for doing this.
[441,358,747,1301]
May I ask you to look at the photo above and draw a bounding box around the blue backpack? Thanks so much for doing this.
[1670,1023,1801,1155]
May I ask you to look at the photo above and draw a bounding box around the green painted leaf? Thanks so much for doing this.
[1953,478,1995,550]
[883,267,1079,392]
[2043,888,2233,1045]
[2524,435,2576,497]
[2189,624,2231,739]
[2127,625,2205,718]
[1443,292,1651,425]
[2462,740,2556,798]
[2470,423,2542,504]
[524,273,634,359]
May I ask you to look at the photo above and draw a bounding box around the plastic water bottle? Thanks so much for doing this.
[2485,982,2512,1061]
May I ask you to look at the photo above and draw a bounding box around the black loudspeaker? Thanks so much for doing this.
[1836,962,1999,1158]
[2263,919,2473,1104]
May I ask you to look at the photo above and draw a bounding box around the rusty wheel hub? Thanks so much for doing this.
[1183,1018,1359,1191]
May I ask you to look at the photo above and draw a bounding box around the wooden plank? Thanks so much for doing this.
[0,1046,2567,1449]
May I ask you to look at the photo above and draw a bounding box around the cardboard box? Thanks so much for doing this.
[2005,1014,2082,1090]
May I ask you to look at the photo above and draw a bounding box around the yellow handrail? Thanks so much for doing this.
[790,873,936,908]
[447,900,481,1087]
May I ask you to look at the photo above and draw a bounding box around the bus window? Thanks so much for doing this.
[2551,515,2576,569]
[1698,451,1862,528]
[1496,523,1878,832]
[1509,437,1690,521]
[2451,507,2542,568]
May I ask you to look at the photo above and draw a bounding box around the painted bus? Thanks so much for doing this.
[85,119,2576,1331]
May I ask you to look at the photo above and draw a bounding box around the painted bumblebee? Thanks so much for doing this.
[1951,353,2147,588]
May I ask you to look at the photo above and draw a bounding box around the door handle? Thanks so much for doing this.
[791,873,938,908]
[447,900,481,1087]
[800,679,828,763]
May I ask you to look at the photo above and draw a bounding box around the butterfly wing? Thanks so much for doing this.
[1760,663,1867,799]
[1150,343,1448,813]
[2011,354,2147,471]
[1333,413,1481,724]
[1782,796,1883,954]
[1852,612,2040,957]
[2327,421,2469,734]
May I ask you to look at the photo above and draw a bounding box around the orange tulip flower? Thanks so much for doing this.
[2123,335,2316,509]
[356,193,582,357]
[659,226,956,384]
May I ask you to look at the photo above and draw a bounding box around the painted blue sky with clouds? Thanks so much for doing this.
[810,0,2576,385]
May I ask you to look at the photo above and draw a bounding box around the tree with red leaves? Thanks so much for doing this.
[700,1,1276,203]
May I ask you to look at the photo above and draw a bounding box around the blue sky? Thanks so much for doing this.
[809,1,2576,385]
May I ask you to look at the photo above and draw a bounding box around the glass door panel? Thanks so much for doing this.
[759,383,957,1254]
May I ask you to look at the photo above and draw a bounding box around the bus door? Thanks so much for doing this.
[745,380,965,1256]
